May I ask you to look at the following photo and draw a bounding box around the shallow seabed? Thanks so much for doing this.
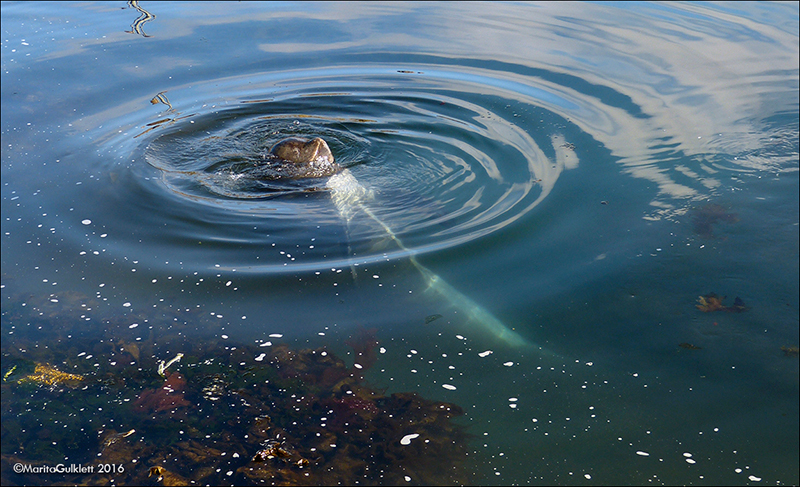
[1,2,798,485]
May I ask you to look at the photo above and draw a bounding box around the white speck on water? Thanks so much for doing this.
[379,347,386,354]
[509,397,518,402]
[81,219,91,225]
[372,275,379,279]
[255,353,266,362]
[226,281,232,286]
[122,302,131,307]
[635,451,649,456]
[478,350,493,357]
[260,341,272,347]
[584,474,591,479]
[128,323,138,329]
[748,475,761,482]
[683,452,692,457]
[354,363,362,369]
[404,476,411,482]
[400,433,419,445]
[221,335,229,339]
[503,361,514,366]
[686,458,696,464]
[442,384,456,390]
[455,335,465,340]
[269,334,283,338]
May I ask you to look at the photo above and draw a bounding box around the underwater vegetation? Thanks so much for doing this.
[695,293,747,313]
[1,289,470,486]
[690,203,739,239]
[14,363,84,388]
[780,346,799,358]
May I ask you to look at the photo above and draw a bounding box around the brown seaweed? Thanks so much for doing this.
[691,203,739,238]
[0,287,471,486]
[696,293,747,312]
[780,346,799,357]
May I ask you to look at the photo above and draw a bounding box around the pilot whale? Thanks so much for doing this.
[268,136,530,348]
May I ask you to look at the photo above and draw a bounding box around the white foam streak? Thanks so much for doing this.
[328,169,530,348]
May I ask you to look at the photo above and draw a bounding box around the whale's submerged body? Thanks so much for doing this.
[267,136,532,348]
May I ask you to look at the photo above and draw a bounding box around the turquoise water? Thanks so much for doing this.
[1,1,797,485]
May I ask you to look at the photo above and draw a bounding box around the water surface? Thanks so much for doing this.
[2,1,798,485]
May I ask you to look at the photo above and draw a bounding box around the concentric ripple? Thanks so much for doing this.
[134,68,572,273]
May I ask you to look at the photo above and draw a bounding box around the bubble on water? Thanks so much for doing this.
[442,384,456,390]
[635,451,649,456]
[81,219,91,225]
[400,433,419,445]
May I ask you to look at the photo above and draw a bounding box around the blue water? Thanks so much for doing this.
[2,1,798,485]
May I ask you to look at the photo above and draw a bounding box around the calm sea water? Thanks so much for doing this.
[2,1,798,485]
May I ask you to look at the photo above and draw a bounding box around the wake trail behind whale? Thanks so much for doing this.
[327,169,533,349]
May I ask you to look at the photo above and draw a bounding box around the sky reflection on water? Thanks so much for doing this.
[2,1,798,485]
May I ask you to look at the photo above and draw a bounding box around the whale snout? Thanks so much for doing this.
[269,137,335,165]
